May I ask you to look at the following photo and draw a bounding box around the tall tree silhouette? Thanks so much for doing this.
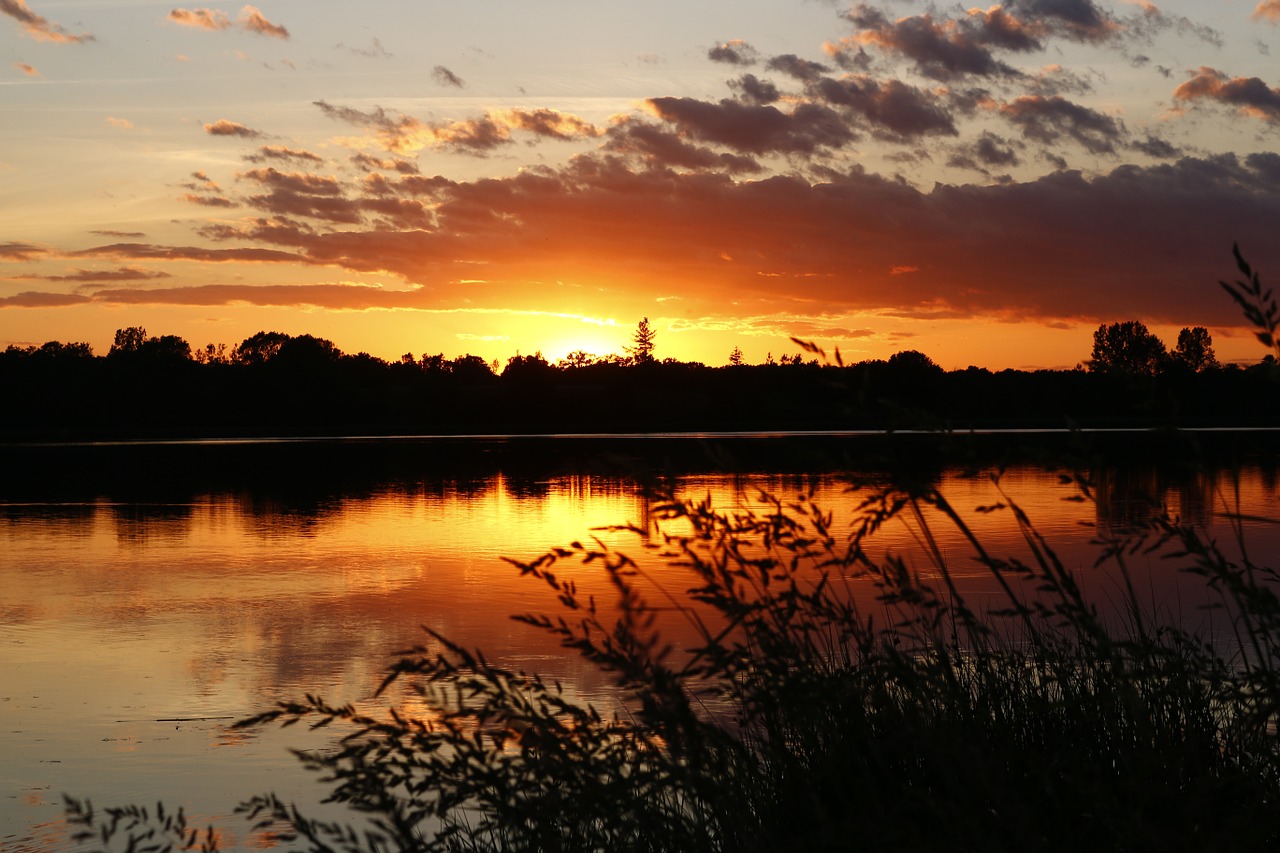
[628,317,656,364]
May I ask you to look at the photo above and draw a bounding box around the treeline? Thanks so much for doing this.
[2,325,1278,440]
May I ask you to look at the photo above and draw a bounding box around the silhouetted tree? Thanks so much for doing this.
[729,347,744,366]
[1088,321,1167,376]
[1172,327,1219,372]
[450,354,496,383]
[556,350,596,369]
[627,318,656,364]
[235,331,292,365]
[109,326,147,356]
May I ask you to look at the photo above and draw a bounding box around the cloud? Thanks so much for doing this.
[764,54,830,82]
[105,116,133,129]
[0,241,48,260]
[728,74,780,105]
[645,97,856,155]
[814,76,959,138]
[168,8,230,30]
[89,230,146,238]
[74,242,304,265]
[0,0,93,43]
[839,6,1036,81]
[1173,67,1280,123]
[16,266,172,283]
[0,291,92,307]
[204,119,263,137]
[168,5,288,38]
[346,37,391,58]
[13,61,38,76]
[182,193,237,207]
[432,65,465,88]
[238,5,287,38]
[997,94,1125,153]
[244,145,324,164]
[314,100,598,155]
[1256,1,1280,23]
[1007,0,1120,42]
[604,118,763,173]
[350,153,420,174]
[708,39,758,66]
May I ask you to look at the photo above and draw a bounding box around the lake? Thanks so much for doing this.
[2,433,1278,850]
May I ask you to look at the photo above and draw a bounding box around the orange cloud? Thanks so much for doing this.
[13,61,38,75]
[168,5,288,38]
[204,119,262,137]
[0,0,92,42]
[238,5,287,38]
[1254,1,1280,22]
[1174,67,1280,123]
[105,116,133,129]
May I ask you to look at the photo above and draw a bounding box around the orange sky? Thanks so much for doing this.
[3,1,1280,368]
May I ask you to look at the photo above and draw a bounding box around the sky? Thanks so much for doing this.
[2,0,1279,369]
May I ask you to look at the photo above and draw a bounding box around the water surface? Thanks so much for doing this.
[3,440,1277,850]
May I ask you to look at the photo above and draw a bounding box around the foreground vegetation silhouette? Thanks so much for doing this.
[63,249,1280,851]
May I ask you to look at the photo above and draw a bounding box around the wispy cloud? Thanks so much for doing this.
[13,61,38,76]
[0,0,93,43]
[105,116,133,130]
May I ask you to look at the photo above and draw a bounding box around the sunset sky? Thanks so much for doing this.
[3,0,1279,369]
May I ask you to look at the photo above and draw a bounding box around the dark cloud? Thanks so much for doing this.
[89,230,147,239]
[241,167,344,196]
[1129,135,1180,159]
[74,242,304,265]
[949,131,1021,171]
[0,241,47,261]
[998,95,1124,154]
[19,148,1276,332]
[708,39,758,66]
[765,54,830,82]
[205,119,263,138]
[729,74,781,105]
[1,0,93,43]
[605,120,763,173]
[1006,0,1118,43]
[646,97,856,155]
[843,8,1036,81]
[1174,67,1280,123]
[814,76,958,138]
[17,267,172,283]
[433,65,465,88]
